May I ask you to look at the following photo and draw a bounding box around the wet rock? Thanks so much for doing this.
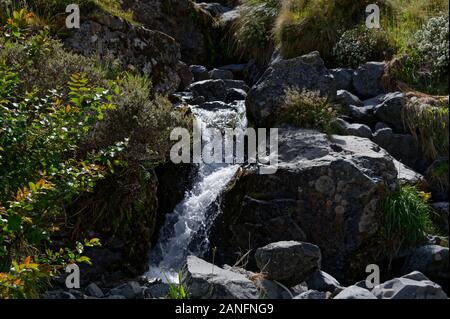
[190,65,210,82]
[209,68,234,80]
[255,241,321,287]
[226,88,247,102]
[181,256,260,299]
[187,79,227,102]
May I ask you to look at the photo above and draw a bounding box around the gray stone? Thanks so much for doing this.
[107,294,127,299]
[345,123,373,139]
[190,65,210,82]
[401,245,449,284]
[255,241,321,286]
[246,51,336,126]
[143,283,170,299]
[352,62,386,98]
[181,256,260,299]
[187,79,227,102]
[294,290,327,299]
[306,270,341,292]
[373,92,407,133]
[224,79,250,92]
[334,285,377,299]
[374,122,389,132]
[330,68,354,91]
[86,283,104,298]
[210,129,401,279]
[336,90,363,107]
[209,68,234,80]
[372,273,448,299]
[219,9,240,28]
[197,2,231,16]
[348,104,377,127]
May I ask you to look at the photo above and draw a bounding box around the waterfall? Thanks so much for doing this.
[146,100,248,282]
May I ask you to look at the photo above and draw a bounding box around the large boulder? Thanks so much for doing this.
[181,256,260,299]
[209,128,401,279]
[255,241,321,286]
[65,13,181,94]
[246,52,336,127]
[372,272,448,299]
[306,270,342,292]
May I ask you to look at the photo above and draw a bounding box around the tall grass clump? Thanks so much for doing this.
[382,185,435,258]
[276,89,337,133]
[232,0,281,64]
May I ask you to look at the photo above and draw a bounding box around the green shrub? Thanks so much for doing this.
[333,27,389,68]
[276,89,336,133]
[382,185,435,257]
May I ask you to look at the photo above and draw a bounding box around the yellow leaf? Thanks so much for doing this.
[24,256,31,266]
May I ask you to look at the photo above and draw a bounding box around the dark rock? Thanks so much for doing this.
[224,79,250,92]
[190,65,210,82]
[330,68,354,91]
[255,241,321,286]
[306,270,342,292]
[176,61,194,90]
[401,245,449,286]
[197,2,231,16]
[352,62,386,99]
[109,281,143,299]
[209,68,234,80]
[226,88,247,102]
[86,283,104,298]
[187,79,227,102]
[373,128,425,171]
[246,51,336,127]
[373,92,407,133]
[348,104,377,127]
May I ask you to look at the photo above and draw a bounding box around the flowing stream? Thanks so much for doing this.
[146,100,248,282]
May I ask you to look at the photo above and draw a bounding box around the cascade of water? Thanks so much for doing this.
[146,101,247,282]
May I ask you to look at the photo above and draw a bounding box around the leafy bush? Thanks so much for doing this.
[415,14,449,76]
[276,89,336,133]
[333,27,389,68]
[0,11,192,297]
[382,185,435,256]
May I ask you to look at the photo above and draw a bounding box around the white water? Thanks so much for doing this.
[146,100,247,282]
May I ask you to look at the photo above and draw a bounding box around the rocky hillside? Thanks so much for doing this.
[0,0,448,300]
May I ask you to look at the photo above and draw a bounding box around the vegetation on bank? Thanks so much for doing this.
[0,7,190,298]
[232,0,449,94]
